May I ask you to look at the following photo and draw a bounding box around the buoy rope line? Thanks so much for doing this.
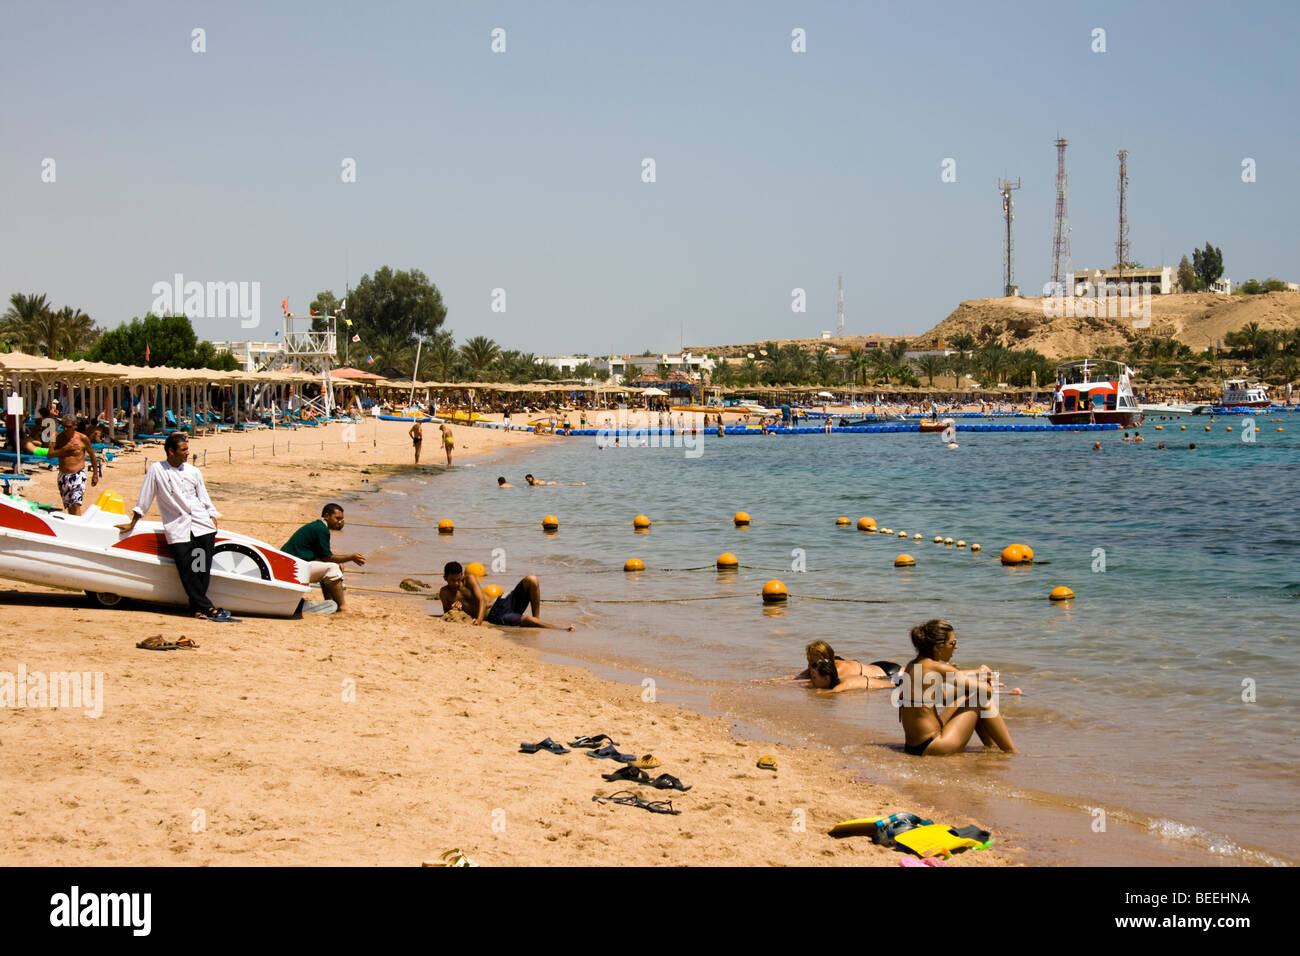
[356,587,1049,605]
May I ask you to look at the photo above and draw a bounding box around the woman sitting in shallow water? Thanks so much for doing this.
[898,619,1018,756]
[792,640,902,692]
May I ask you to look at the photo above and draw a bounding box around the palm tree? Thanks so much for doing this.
[949,333,976,356]
[460,335,501,378]
[812,348,839,386]
[946,353,969,389]
[912,353,948,387]
[2,297,98,358]
[977,344,1013,385]
[1,293,52,351]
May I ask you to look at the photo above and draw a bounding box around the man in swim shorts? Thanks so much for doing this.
[48,415,100,515]
[409,421,423,464]
[438,561,574,630]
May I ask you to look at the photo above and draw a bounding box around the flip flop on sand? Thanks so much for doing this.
[569,734,618,749]
[421,848,479,867]
[591,790,681,815]
[631,754,661,770]
[645,773,691,792]
[899,856,947,867]
[586,744,637,762]
[601,765,651,784]
[197,608,241,623]
[136,636,178,651]
[757,756,778,771]
[520,738,571,755]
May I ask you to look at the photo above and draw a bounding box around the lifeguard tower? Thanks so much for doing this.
[282,304,339,414]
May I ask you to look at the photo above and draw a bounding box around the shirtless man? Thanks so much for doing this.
[47,415,100,515]
[409,421,423,464]
[497,476,514,488]
[438,561,574,630]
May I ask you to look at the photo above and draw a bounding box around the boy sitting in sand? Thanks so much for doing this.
[439,561,574,630]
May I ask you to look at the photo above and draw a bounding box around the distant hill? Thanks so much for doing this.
[689,292,1300,361]
[916,292,1300,359]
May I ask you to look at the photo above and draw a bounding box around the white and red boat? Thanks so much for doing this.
[1049,359,1142,427]
[0,493,310,616]
[1220,379,1271,408]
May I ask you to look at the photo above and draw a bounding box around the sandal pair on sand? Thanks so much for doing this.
[421,848,478,867]
[591,790,681,815]
[136,636,198,651]
[523,734,661,771]
[600,765,691,791]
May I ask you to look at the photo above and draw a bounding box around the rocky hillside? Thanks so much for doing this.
[917,292,1300,359]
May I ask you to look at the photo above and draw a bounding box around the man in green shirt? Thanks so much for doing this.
[282,503,366,612]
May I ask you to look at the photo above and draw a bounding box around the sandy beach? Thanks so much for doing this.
[0,419,1017,866]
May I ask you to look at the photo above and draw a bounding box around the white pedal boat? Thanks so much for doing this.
[0,494,310,617]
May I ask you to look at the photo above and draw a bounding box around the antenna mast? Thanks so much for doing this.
[836,276,844,337]
[1050,137,1071,295]
[997,177,1022,296]
[1115,149,1130,279]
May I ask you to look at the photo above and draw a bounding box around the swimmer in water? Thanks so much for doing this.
[497,476,513,487]
[898,619,1018,756]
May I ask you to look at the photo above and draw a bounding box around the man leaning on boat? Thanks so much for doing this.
[115,432,236,622]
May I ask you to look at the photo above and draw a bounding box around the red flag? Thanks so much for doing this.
[145,343,151,364]
[351,334,360,342]
[281,298,289,315]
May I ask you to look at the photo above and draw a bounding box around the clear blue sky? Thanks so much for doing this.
[2,0,1297,354]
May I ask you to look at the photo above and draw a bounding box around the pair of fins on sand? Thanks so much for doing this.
[830,811,994,859]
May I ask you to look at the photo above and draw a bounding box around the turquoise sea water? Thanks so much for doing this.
[357,414,1300,865]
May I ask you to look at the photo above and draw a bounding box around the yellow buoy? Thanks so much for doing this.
[894,554,915,567]
[934,536,944,543]
[437,519,454,535]
[897,530,908,538]
[1001,543,1033,565]
[1181,425,1187,430]
[483,583,504,600]
[971,544,982,552]
[624,558,645,572]
[761,579,788,603]
[836,516,851,527]
[1205,426,1211,431]
[1226,426,1232,432]
[1049,586,1074,601]
[1155,425,1163,430]
[857,517,876,532]
[956,540,966,548]
[465,561,486,578]
[542,515,559,531]
[633,514,651,530]
[717,552,739,570]
[913,533,923,540]
[734,511,751,527]
[1279,427,1285,432]
[944,537,954,546]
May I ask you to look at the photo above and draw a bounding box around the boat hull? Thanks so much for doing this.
[0,499,309,616]
[1047,410,1141,427]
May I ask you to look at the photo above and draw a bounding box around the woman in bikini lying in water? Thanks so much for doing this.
[790,640,902,692]
[898,619,1018,756]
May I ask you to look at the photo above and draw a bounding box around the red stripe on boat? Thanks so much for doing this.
[112,532,171,557]
[0,502,57,537]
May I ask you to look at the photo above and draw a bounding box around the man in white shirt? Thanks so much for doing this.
[116,432,232,621]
